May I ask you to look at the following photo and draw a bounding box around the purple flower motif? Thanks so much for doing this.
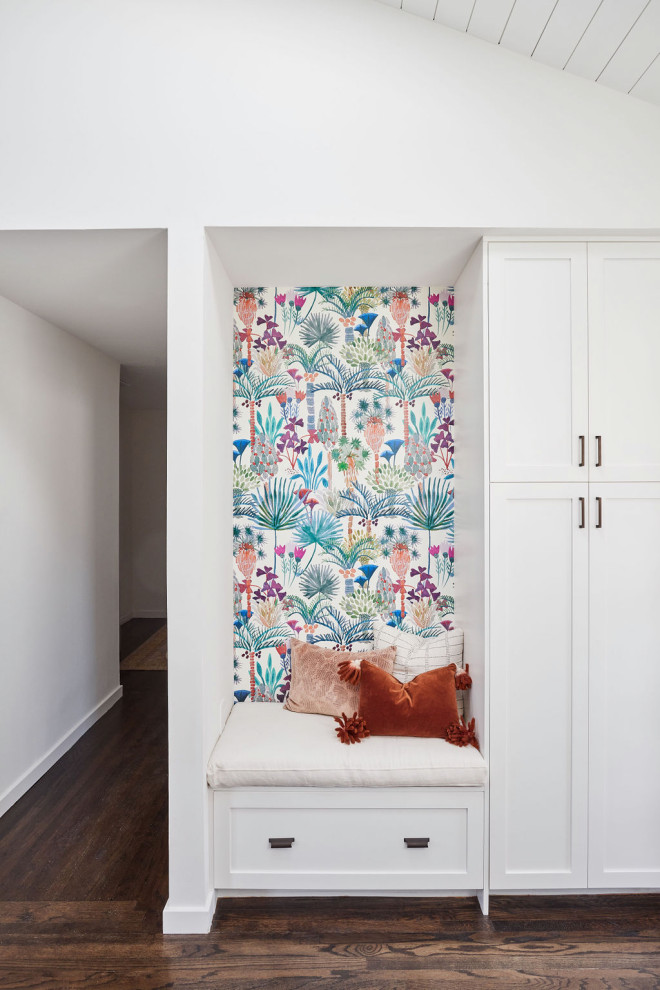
[294,295,306,310]
[275,545,286,557]
[429,545,440,557]
[275,293,286,306]
[448,546,455,561]
[410,313,432,332]
[293,547,306,561]
[428,293,440,305]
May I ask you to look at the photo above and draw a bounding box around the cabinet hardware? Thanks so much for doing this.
[579,497,585,529]
[595,435,602,467]
[596,497,602,529]
[269,837,295,848]
[579,435,585,467]
[404,837,430,848]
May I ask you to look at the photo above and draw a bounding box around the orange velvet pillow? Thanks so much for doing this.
[358,659,459,738]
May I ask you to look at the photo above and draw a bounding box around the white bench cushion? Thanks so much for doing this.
[207,703,487,789]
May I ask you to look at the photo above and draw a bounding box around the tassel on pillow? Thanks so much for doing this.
[446,716,479,749]
[337,658,362,685]
[455,663,472,691]
[334,711,370,745]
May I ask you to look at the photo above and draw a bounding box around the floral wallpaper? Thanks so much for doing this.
[233,286,455,703]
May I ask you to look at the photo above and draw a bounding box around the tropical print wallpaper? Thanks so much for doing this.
[233,286,455,703]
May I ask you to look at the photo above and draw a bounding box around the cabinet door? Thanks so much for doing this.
[488,243,589,483]
[490,484,589,889]
[589,483,660,887]
[589,244,660,481]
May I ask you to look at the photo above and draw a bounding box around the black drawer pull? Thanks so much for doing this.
[269,837,295,849]
[404,837,429,848]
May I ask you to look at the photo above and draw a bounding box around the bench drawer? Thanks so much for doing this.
[214,788,484,890]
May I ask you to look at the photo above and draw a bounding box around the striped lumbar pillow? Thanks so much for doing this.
[372,619,466,718]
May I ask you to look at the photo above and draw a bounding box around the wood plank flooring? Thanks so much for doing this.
[1,619,659,988]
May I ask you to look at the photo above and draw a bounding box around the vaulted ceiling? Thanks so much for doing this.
[375,0,660,107]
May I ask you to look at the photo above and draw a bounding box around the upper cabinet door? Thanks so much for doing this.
[589,244,660,481]
[489,243,589,482]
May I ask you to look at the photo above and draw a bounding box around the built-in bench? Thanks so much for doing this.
[207,704,488,909]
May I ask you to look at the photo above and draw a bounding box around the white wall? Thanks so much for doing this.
[163,227,234,934]
[0,0,659,231]
[0,293,121,816]
[119,406,167,622]
[119,406,133,622]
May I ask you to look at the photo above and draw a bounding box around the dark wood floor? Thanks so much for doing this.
[1,619,659,988]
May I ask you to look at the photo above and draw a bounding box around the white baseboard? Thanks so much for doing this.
[215,888,481,899]
[120,611,134,625]
[162,889,216,934]
[0,684,123,819]
[132,609,167,620]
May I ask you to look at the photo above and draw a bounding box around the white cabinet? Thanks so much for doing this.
[589,484,660,887]
[588,244,660,482]
[489,484,589,889]
[488,243,589,483]
[486,240,660,893]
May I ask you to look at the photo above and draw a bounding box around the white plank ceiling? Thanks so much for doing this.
[374,0,660,107]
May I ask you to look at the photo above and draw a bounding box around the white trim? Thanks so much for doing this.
[120,611,134,625]
[162,888,216,934]
[491,887,660,896]
[132,609,167,619]
[216,888,481,899]
[0,684,123,819]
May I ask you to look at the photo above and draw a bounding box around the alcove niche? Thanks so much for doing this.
[164,225,489,933]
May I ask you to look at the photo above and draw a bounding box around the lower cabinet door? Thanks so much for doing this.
[490,484,589,889]
[589,483,660,887]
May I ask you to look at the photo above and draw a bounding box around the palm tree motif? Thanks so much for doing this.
[234,617,292,702]
[317,287,382,343]
[336,482,406,537]
[384,367,451,451]
[284,593,333,643]
[401,476,454,571]
[233,367,292,457]
[315,354,389,437]
[306,605,373,652]
[289,311,338,437]
[353,396,393,483]
[292,511,343,575]
[251,478,307,572]
[331,437,370,541]
[316,396,339,487]
[390,290,411,367]
[323,535,381,595]
[236,289,259,367]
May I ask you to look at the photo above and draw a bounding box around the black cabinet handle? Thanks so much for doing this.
[595,435,602,467]
[578,497,585,529]
[596,497,602,529]
[579,435,585,467]
[404,837,429,848]
[269,837,294,848]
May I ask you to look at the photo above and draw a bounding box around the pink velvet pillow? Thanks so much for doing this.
[358,660,459,738]
[284,639,396,717]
